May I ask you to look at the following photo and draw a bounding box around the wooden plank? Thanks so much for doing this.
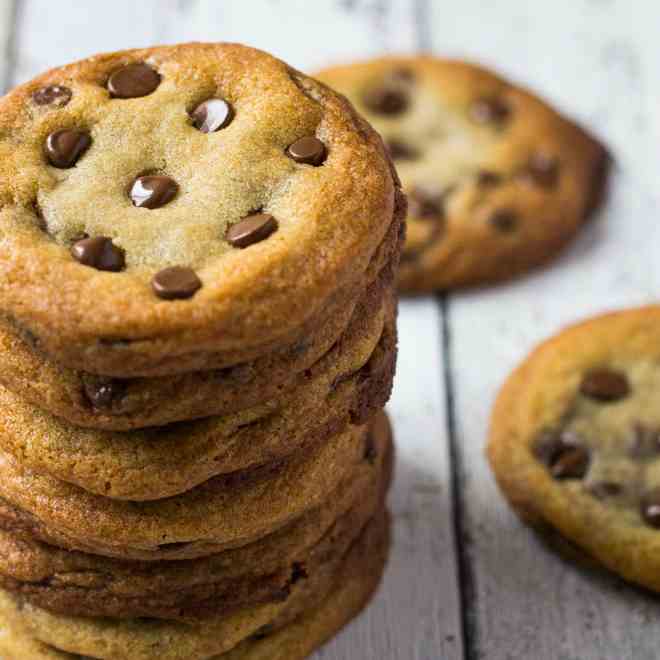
[8,1,465,659]
[323,299,464,660]
[431,1,660,658]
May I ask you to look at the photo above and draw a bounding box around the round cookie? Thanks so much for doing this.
[0,416,380,559]
[488,306,660,593]
[316,56,609,292]
[0,299,395,501]
[0,509,389,660]
[0,42,404,377]
[0,226,399,431]
[0,412,392,620]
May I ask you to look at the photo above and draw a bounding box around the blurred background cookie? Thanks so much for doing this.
[317,56,609,292]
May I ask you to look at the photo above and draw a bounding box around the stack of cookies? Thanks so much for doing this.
[0,43,405,659]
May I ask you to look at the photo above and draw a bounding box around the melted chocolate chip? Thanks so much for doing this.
[489,209,518,232]
[390,67,415,82]
[628,424,660,459]
[130,175,178,209]
[364,431,378,464]
[226,213,278,248]
[84,379,126,410]
[190,98,233,133]
[290,562,308,585]
[286,136,327,166]
[533,430,565,466]
[33,85,72,107]
[71,237,125,272]
[476,170,502,186]
[532,430,590,480]
[408,185,449,219]
[250,624,275,641]
[108,63,161,98]
[588,481,623,500]
[580,369,630,402]
[386,138,419,161]
[152,267,201,300]
[470,97,511,125]
[45,129,91,168]
[363,84,409,115]
[551,446,590,480]
[520,153,560,187]
[641,489,660,528]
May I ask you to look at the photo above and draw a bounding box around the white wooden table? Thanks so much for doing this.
[2,2,658,658]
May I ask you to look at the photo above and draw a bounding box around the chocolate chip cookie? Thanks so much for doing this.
[0,415,382,559]
[0,510,389,660]
[0,412,391,621]
[0,241,399,431]
[317,56,609,292]
[0,295,395,501]
[0,508,388,660]
[0,43,404,376]
[488,306,660,592]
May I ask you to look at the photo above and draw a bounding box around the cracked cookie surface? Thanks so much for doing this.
[317,55,608,292]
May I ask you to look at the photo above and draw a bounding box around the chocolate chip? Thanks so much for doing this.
[363,84,409,115]
[33,85,72,107]
[533,430,565,466]
[190,99,233,133]
[152,267,201,300]
[386,138,418,161]
[130,175,178,209]
[520,153,560,187]
[489,209,518,232]
[628,424,660,459]
[226,213,278,248]
[286,136,327,166]
[250,624,275,641]
[641,489,660,528]
[470,97,511,125]
[588,481,622,499]
[107,63,161,98]
[532,430,589,480]
[71,237,125,272]
[45,129,91,168]
[84,379,126,410]
[551,446,590,480]
[364,431,378,464]
[580,369,630,402]
[390,67,415,82]
[290,562,308,585]
[408,186,449,219]
[476,170,502,186]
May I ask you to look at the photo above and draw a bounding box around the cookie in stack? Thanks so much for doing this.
[0,43,405,659]
[317,56,609,293]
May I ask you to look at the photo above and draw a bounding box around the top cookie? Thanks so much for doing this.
[0,43,402,376]
[316,56,608,292]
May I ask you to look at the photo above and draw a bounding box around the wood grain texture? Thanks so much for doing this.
[434,1,660,659]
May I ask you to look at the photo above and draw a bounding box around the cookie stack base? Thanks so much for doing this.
[0,514,388,660]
